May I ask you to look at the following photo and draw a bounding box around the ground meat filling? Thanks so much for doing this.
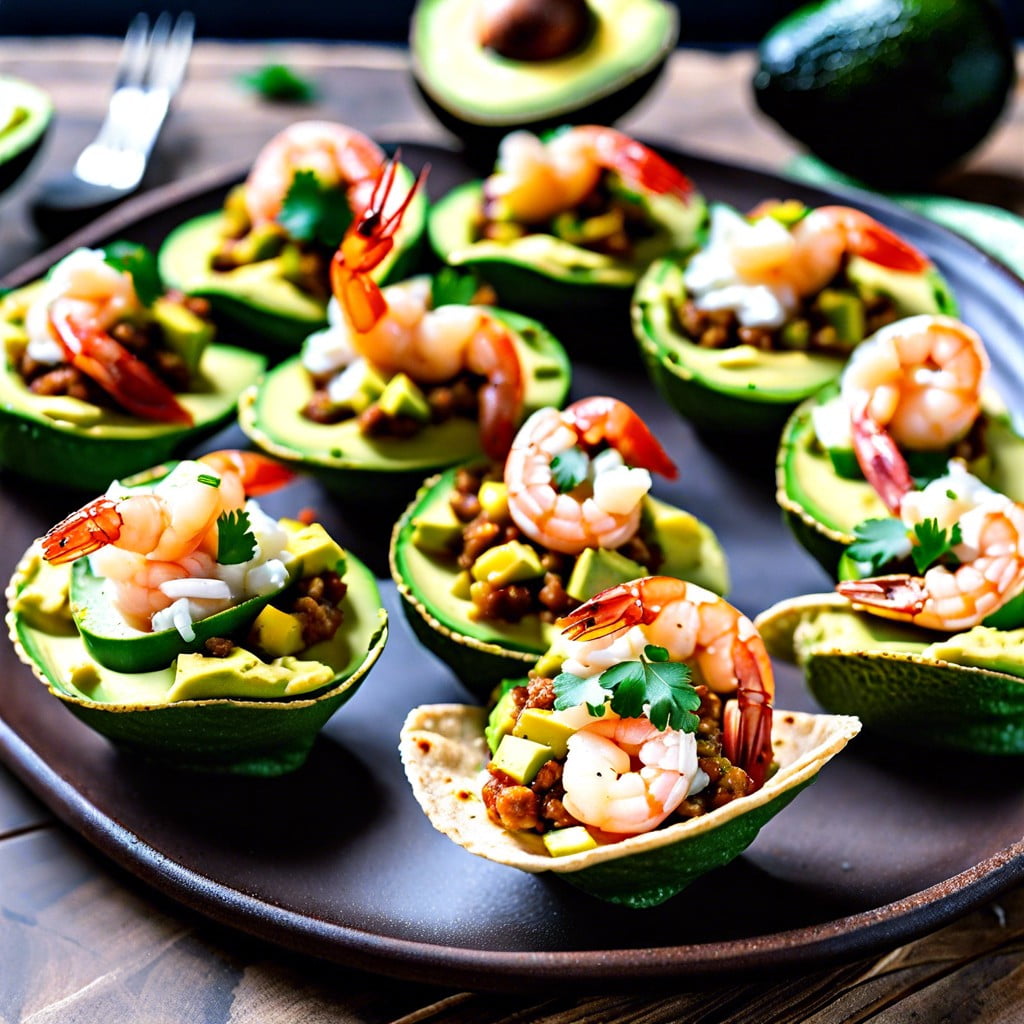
[450,465,662,625]
[478,173,657,258]
[483,677,752,836]
[15,292,210,408]
[678,279,898,355]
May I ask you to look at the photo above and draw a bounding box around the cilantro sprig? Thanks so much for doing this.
[550,447,589,493]
[430,267,478,309]
[239,63,316,103]
[277,169,352,248]
[847,515,963,574]
[216,509,257,565]
[553,645,701,733]
[103,241,163,307]
[910,518,962,573]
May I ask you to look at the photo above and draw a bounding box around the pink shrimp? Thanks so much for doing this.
[504,396,677,555]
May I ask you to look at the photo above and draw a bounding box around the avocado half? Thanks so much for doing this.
[238,306,571,503]
[7,539,388,776]
[776,387,1024,577]
[632,248,957,436]
[428,179,706,316]
[756,594,1024,755]
[0,283,265,492]
[400,701,860,906]
[411,0,678,157]
[0,76,51,195]
[158,163,428,348]
[390,468,730,697]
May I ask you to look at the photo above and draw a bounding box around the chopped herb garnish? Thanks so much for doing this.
[277,169,352,248]
[946,489,958,500]
[239,63,316,103]
[103,241,163,307]
[430,267,478,309]
[550,447,589,493]
[197,473,220,487]
[846,517,911,573]
[216,508,256,565]
[911,518,962,573]
[553,645,701,733]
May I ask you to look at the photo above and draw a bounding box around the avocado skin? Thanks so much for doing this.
[754,0,1017,187]
[0,76,52,195]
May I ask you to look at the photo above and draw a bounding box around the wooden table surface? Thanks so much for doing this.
[0,38,1022,1024]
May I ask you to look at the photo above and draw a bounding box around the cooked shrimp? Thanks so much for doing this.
[558,576,774,789]
[327,158,524,460]
[23,248,191,424]
[244,120,385,227]
[561,715,703,835]
[503,396,677,556]
[484,125,695,225]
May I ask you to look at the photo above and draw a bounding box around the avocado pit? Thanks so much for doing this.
[477,0,592,61]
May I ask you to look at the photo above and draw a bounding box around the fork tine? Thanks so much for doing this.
[113,12,151,91]
[151,12,195,94]
[140,12,173,90]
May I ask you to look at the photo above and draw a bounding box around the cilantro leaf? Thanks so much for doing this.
[550,447,589,493]
[911,518,962,573]
[553,671,608,718]
[277,169,353,248]
[216,509,257,565]
[599,661,648,719]
[103,241,163,307]
[846,517,911,573]
[239,63,316,103]
[430,267,479,309]
[641,660,700,732]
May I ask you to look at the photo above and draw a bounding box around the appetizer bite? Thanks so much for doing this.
[411,0,678,155]
[159,121,428,347]
[427,125,705,313]
[241,159,570,501]
[401,577,860,906]
[0,245,263,491]
[7,451,388,774]
[633,199,955,433]
[777,315,1024,575]
[391,396,728,695]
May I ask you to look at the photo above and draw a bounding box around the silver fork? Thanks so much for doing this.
[32,12,195,237]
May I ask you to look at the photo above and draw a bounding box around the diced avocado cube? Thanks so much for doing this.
[826,446,863,479]
[566,547,647,603]
[377,372,431,422]
[485,685,521,753]
[284,522,346,577]
[756,199,808,228]
[779,318,811,351]
[478,480,509,521]
[647,503,703,578]
[815,289,865,350]
[151,296,214,374]
[543,826,598,857]
[250,604,304,656]
[450,570,473,600]
[533,650,565,679]
[471,540,544,586]
[232,222,286,263]
[512,707,575,758]
[34,395,105,426]
[410,502,463,554]
[491,734,553,784]
[324,359,389,416]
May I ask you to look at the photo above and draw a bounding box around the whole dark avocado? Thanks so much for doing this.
[753,0,1017,188]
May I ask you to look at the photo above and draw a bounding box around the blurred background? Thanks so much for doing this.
[0,0,1021,40]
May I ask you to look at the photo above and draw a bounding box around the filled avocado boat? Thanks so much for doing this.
[391,397,729,696]
[777,315,1024,575]
[240,162,571,502]
[428,125,706,314]
[633,200,955,435]
[401,576,860,906]
[7,452,388,774]
[0,244,264,492]
[411,0,678,156]
[0,75,51,194]
[158,121,427,348]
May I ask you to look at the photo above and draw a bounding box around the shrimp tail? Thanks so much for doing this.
[835,575,929,621]
[815,206,931,274]
[41,497,123,564]
[588,127,695,203]
[197,450,295,497]
[559,576,671,642]
[722,636,773,791]
[567,396,678,479]
[850,398,914,516]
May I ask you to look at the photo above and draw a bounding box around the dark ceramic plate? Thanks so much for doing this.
[1,145,1022,992]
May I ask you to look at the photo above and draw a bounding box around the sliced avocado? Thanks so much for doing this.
[0,77,51,195]
[632,248,956,436]
[776,387,1024,576]
[543,825,599,857]
[512,707,575,759]
[470,540,544,586]
[279,520,346,576]
[376,372,431,422]
[410,502,463,555]
[239,305,571,503]
[321,359,388,417]
[411,0,678,154]
[566,546,646,603]
[813,289,864,350]
[151,296,216,375]
[158,162,427,348]
[478,480,509,520]
[484,684,521,753]
[249,604,305,657]
[491,733,553,784]
[429,180,706,314]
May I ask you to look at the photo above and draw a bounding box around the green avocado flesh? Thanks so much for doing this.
[428,181,706,309]
[8,547,387,774]
[411,0,677,126]
[0,77,51,191]
[777,390,1024,575]
[239,307,570,497]
[158,164,427,347]
[391,470,730,695]
[756,596,1024,754]
[0,287,265,490]
[633,254,955,435]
